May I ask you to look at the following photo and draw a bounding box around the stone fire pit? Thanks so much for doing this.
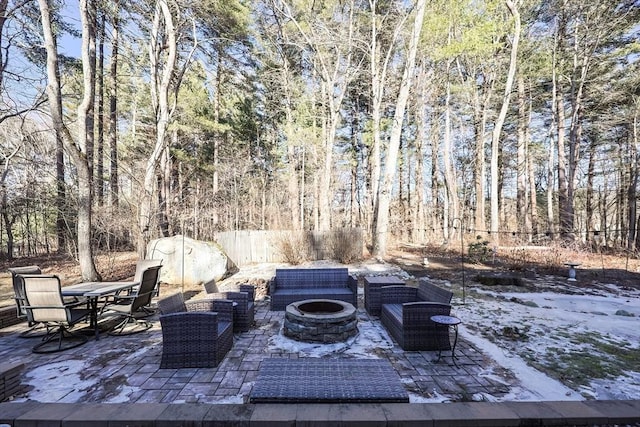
[283,299,358,343]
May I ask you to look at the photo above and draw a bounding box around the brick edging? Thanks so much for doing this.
[0,305,21,330]
[1,400,639,425]
[0,362,24,403]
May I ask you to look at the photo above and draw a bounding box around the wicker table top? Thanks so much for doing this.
[249,358,409,403]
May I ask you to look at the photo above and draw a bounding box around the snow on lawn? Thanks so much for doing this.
[453,280,640,400]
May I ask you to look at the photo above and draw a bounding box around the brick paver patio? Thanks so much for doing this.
[0,297,511,404]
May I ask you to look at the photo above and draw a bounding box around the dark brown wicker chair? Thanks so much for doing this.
[157,293,233,369]
[379,281,453,351]
[204,283,255,332]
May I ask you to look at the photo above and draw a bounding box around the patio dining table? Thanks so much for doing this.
[62,281,138,340]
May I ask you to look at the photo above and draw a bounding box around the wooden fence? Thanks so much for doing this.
[214,229,364,266]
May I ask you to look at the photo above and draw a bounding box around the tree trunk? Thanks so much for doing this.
[472,80,490,235]
[489,0,520,244]
[556,81,570,237]
[0,0,6,90]
[566,23,592,240]
[139,0,178,256]
[617,148,627,243]
[108,3,119,208]
[548,40,558,237]
[1,208,14,259]
[443,78,459,240]
[369,0,381,214]
[526,79,537,237]
[158,131,173,237]
[212,45,221,228]
[372,0,426,256]
[414,62,427,243]
[84,0,96,187]
[627,135,637,250]
[630,111,640,249]
[431,108,441,240]
[586,136,597,243]
[1,150,14,259]
[56,123,66,252]
[76,0,100,280]
[350,115,358,228]
[96,14,105,206]
[38,0,99,280]
[282,55,300,230]
[516,75,527,235]
[318,75,346,231]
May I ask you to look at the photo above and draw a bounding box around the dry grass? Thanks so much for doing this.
[0,252,139,308]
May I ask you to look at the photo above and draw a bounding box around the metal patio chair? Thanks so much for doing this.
[101,265,162,335]
[21,274,91,354]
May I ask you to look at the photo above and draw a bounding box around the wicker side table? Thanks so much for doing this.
[364,275,405,316]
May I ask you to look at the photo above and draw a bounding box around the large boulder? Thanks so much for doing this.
[145,235,238,286]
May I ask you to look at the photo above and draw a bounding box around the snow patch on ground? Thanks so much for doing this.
[456,280,640,401]
[21,360,95,403]
[268,317,395,359]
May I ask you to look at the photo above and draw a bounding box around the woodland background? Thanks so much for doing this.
[1,0,640,280]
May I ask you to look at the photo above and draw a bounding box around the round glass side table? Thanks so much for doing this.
[430,314,461,367]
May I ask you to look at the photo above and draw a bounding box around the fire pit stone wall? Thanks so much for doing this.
[284,299,358,343]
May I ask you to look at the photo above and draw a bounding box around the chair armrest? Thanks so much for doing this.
[347,275,358,294]
[268,278,276,295]
[225,292,249,307]
[239,284,255,302]
[210,299,234,323]
[380,285,418,304]
[402,301,451,323]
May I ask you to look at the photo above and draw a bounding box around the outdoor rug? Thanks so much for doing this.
[249,358,410,403]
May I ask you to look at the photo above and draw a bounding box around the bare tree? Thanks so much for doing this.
[272,0,359,231]
[489,0,521,243]
[108,1,120,208]
[372,0,426,256]
[138,0,196,255]
[38,0,100,280]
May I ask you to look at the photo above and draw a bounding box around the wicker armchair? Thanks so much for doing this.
[157,293,234,369]
[379,281,453,351]
[204,283,255,332]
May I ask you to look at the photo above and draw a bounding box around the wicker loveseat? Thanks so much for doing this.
[379,279,453,351]
[269,268,358,311]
